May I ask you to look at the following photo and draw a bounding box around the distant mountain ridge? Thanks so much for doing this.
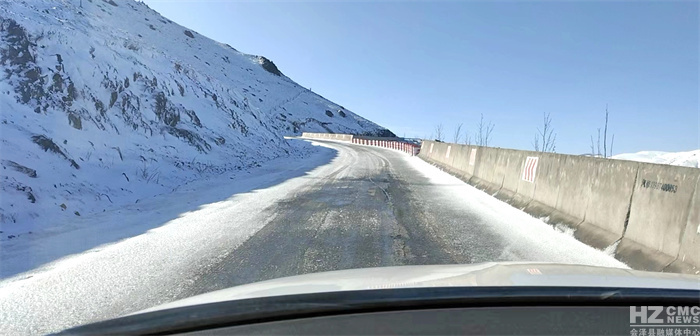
[0,0,392,236]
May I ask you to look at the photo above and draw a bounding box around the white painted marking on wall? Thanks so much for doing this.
[430,143,434,153]
[469,149,477,166]
[521,157,539,183]
[446,146,451,158]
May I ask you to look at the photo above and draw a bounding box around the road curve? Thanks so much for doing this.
[178,139,627,297]
[0,139,626,335]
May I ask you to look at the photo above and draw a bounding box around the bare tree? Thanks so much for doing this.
[610,134,615,157]
[463,130,472,145]
[603,105,609,157]
[434,124,444,141]
[453,123,463,143]
[532,112,556,152]
[590,132,598,156]
[589,106,614,158]
[476,113,495,146]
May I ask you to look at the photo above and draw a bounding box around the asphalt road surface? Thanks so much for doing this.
[0,139,625,334]
[179,139,625,297]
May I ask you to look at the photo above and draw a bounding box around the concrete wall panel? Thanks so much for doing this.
[496,149,534,208]
[668,177,700,274]
[616,165,700,271]
[548,155,597,228]
[418,141,432,160]
[523,153,562,220]
[431,142,450,165]
[464,146,479,178]
[445,144,470,177]
[575,160,639,249]
[472,147,503,195]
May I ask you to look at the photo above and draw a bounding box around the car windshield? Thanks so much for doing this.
[0,0,698,334]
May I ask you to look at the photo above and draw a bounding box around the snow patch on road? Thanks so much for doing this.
[403,156,629,269]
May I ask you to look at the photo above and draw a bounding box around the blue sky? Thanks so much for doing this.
[143,0,698,155]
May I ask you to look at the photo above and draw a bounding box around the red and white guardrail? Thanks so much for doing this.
[301,133,420,156]
[351,137,421,156]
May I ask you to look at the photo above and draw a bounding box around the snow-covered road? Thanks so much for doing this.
[0,139,627,335]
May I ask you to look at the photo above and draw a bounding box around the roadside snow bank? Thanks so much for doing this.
[612,150,699,168]
[0,139,334,279]
[403,155,629,269]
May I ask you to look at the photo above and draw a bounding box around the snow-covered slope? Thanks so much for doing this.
[612,150,700,168]
[0,0,392,239]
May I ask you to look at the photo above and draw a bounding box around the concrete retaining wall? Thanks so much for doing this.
[576,159,638,250]
[616,165,700,272]
[448,145,475,180]
[522,152,562,221]
[495,148,531,208]
[428,142,450,166]
[549,155,596,230]
[671,176,700,273]
[418,140,700,274]
[472,147,504,195]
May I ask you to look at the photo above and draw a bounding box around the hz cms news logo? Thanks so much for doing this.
[630,306,700,336]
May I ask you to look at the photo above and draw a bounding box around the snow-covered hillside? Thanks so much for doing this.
[612,150,700,168]
[0,0,392,240]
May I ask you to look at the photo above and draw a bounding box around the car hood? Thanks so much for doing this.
[141,262,700,313]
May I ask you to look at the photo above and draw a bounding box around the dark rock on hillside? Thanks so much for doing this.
[360,129,397,138]
[31,135,80,169]
[257,56,282,76]
[2,160,37,178]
